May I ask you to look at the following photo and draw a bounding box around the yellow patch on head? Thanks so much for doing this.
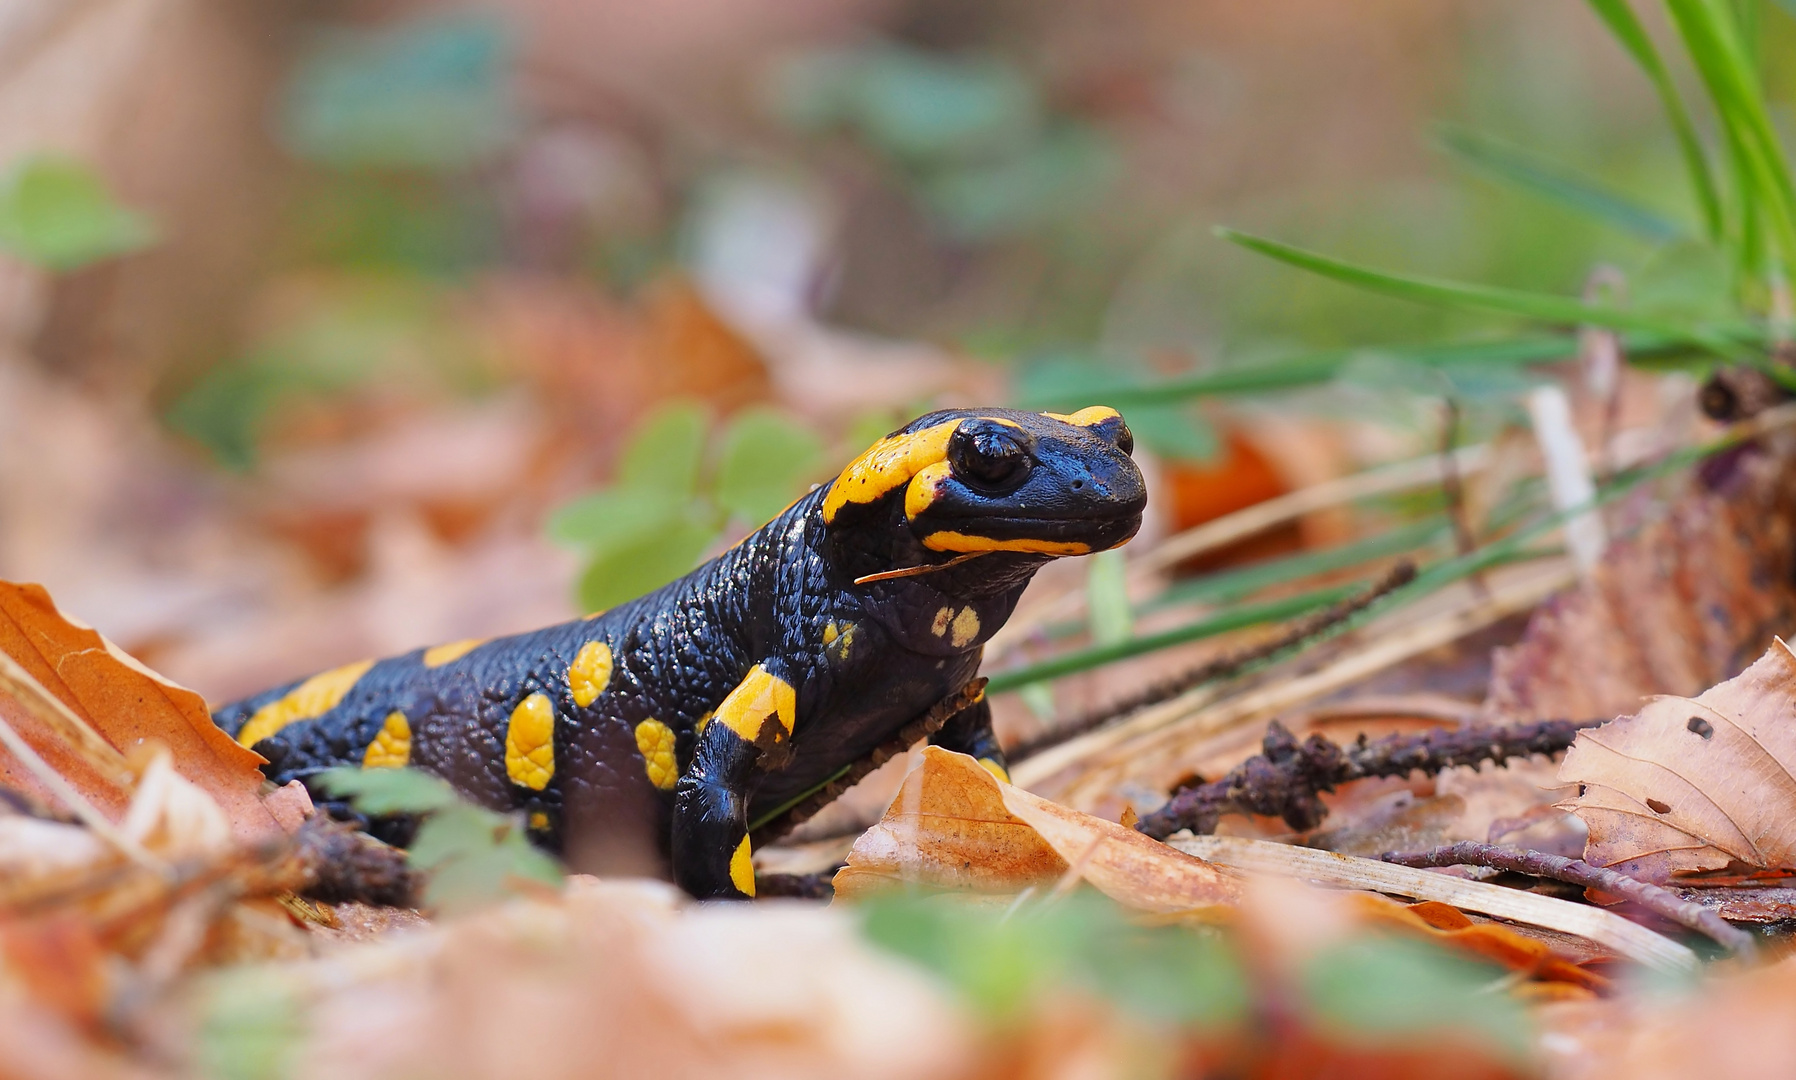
[730,834,756,897]
[821,622,839,646]
[567,640,614,708]
[422,639,484,669]
[505,693,557,790]
[236,658,376,748]
[714,664,797,743]
[931,607,953,637]
[922,532,1092,556]
[903,460,953,520]
[950,607,981,648]
[528,811,550,831]
[821,420,960,523]
[362,711,412,769]
[635,718,678,790]
[1043,406,1121,428]
[977,757,1010,783]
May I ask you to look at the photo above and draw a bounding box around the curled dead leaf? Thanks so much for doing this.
[0,581,278,842]
[833,747,1241,912]
[1559,639,1796,881]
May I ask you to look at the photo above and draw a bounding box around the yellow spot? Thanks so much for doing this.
[584,609,608,620]
[821,420,961,523]
[903,460,953,520]
[714,664,797,742]
[950,607,981,648]
[236,659,376,748]
[695,710,713,735]
[931,608,953,637]
[822,622,839,646]
[423,638,484,668]
[730,835,756,897]
[635,718,678,790]
[922,532,1093,556]
[977,757,1010,783]
[505,693,557,790]
[528,811,550,830]
[1044,406,1122,428]
[361,711,412,769]
[568,640,614,708]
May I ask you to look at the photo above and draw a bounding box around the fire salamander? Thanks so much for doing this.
[213,406,1146,899]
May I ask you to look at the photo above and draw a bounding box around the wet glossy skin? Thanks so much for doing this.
[213,406,1146,898]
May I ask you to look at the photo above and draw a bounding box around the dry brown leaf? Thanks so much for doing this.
[1485,440,1796,724]
[1559,638,1796,881]
[833,747,1240,912]
[283,878,970,1080]
[0,581,279,842]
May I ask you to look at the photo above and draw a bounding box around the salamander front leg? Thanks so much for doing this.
[671,663,797,899]
[927,694,1008,782]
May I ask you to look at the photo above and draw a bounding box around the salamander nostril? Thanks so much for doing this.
[1071,479,1084,490]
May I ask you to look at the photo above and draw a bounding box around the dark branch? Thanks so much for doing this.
[1383,840,1758,959]
[1010,561,1418,763]
[1134,716,1603,841]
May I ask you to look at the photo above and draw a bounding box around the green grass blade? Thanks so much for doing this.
[1218,228,1748,359]
[985,586,1356,694]
[1661,0,1796,268]
[991,425,1749,697]
[1020,331,1718,411]
[1433,125,1689,242]
[1584,0,1725,240]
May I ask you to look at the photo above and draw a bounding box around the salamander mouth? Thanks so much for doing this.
[916,510,1143,556]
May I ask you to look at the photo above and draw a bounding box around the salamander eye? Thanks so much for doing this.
[1112,420,1134,456]
[948,422,1031,490]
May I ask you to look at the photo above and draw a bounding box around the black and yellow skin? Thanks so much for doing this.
[213,406,1146,899]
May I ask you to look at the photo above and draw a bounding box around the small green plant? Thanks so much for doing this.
[0,155,156,271]
[548,401,826,612]
[859,890,1526,1060]
[859,891,1250,1027]
[318,766,562,913]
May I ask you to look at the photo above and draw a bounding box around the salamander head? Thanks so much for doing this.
[821,406,1146,565]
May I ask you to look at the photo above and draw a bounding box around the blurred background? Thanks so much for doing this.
[0,0,1765,710]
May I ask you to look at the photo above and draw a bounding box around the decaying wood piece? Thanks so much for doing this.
[1559,639,1796,882]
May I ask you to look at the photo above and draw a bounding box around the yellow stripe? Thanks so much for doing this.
[236,659,376,748]
[730,835,756,897]
[505,693,557,790]
[568,640,614,708]
[422,638,485,668]
[920,531,1092,556]
[362,711,412,769]
[1043,406,1120,427]
[714,664,797,742]
[821,420,960,523]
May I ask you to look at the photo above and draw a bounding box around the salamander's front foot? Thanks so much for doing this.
[672,773,757,900]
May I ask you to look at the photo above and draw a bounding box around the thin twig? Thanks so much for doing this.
[1382,841,1758,959]
[1134,716,1604,841]
[749,678,987,847]
[1009,561,1417,763]
[1172,834,1696,973]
